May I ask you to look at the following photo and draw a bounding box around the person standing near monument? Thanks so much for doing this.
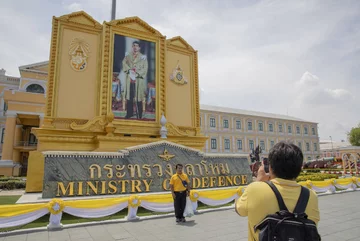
[170,164,190,223]
[122,41,148,119]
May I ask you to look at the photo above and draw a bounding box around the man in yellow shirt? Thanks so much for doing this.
[170,164,190,223]
[236,141,320,241]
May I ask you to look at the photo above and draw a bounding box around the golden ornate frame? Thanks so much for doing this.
[36,11,206,151]
[166,36,201,130]
[101,17,166,132]
[46,11,102,120]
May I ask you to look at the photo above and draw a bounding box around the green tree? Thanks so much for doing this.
[347,123,360,146]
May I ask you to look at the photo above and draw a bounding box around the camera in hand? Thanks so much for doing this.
[262,158,269,173]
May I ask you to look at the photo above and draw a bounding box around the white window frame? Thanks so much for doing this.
[224,139,230,150]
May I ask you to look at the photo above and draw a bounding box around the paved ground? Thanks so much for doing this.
[0,189,25,196]
[1,191,360,241]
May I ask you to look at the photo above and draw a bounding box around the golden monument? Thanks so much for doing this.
[26,11,208,192]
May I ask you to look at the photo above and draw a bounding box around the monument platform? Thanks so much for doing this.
[2,191,360,241]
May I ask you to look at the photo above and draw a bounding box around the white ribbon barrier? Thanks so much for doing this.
[0,208,49,229]
[64,202,128,219]
[198,194,238,207]
[0,177,358,230]
[298,177,359,193]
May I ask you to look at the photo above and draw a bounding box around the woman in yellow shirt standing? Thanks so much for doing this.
[170,164,190,223]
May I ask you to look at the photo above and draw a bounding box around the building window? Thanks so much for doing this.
[224,139,230,150]
[298,142,302,150]
[211,139,217,149]
[306,142,310,151]
[260,140,265,151]
[296,126,300,134]
[313,143,317,151]
[312,127,316,135]
[258,122,264,131]
[223,119,229,128]
[270,140,275,148]
[249,140,254,150]
[0,128,4,143]
[304,127,308,135]
[237,140,243,150]
[210,118,216,128]
[26,84,45,94]
[236,120,241,129]
[278,124,283,132]
[288,125,292,133]
[307,156,312,161]
[247,121,253,131]
[269,123,273,132]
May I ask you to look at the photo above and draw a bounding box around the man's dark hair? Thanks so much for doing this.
[132,41,140,47]
[175,164,183,169]
[268,141,303,179]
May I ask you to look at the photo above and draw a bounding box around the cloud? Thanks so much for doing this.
[324,88,353,99]
[0,0,359,142]
[291,71,358,141]
[67,2,82,12]
[297,71,320,87]
[293,71,354,107]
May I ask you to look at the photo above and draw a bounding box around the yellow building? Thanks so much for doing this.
[0,63,47,176]
[200,105,320,161]
[0,64,320,177]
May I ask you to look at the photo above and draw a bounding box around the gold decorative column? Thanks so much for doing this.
[14,125,22,147]
[1,113,17,161]
[12,124,23,176]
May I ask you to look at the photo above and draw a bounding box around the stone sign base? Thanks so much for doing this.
[42,141,252,198]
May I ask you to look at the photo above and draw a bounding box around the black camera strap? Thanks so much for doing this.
[177,175,188,188]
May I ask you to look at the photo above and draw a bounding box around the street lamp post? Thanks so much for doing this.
[111,0,116,20]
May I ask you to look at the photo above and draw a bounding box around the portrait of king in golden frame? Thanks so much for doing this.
[111,34,156,121]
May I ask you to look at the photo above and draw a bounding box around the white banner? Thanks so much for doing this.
[64,202,128,219]
[0,208,49,228]
[198,194,238,206]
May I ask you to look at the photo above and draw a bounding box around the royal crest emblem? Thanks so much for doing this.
[170,62,188,85]
[158,148,175,161]
[68,38,90,72]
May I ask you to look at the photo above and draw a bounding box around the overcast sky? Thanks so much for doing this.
[0,0,359,142]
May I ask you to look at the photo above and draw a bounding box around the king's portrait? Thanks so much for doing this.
[112,34,156,121]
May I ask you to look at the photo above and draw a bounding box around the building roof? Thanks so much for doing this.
[200,104,317,123]
[19,61,49,70]
[19,61,48,74]
[319,140,360,151]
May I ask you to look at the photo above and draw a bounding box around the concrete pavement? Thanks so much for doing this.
[1,191,360,241]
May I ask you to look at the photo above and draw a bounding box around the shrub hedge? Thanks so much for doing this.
[302,169,343,173]
[296,174,339,182]
[0,181,26,190]
[0,177,26,190]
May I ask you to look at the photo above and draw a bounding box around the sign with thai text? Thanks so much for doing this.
[42,141,252,198]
